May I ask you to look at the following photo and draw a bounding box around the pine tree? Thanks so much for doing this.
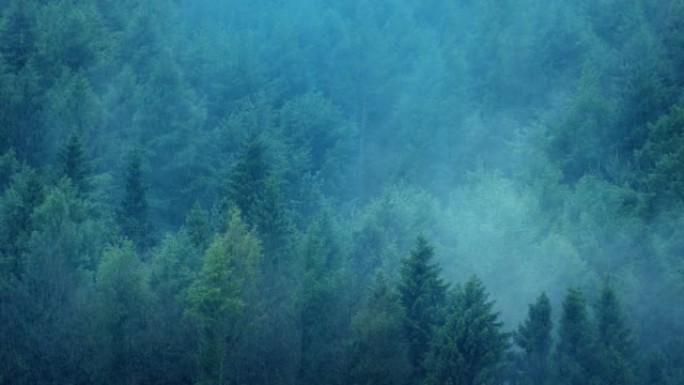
[399,236,447,383]
[183,201,211,252]
[92,241,152,384]
[423,276,509,385]
[0,165,45,279]
[58,132,90,195]
[187,208,261,385]
[555,288,594,385]
[227,135,292,270]
[117,150,151,250]
[593,281,634,385]
[348,272,410,385]
[227,135,269,224]
[515,293,553,385]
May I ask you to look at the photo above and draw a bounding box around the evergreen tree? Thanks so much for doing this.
[514,293,553,385]
[348,272,410,385]
[183,201,211,252]
[187,208,261,385]
[399,236,448,383]
[58,132,90,195]
[0,165,45,279]
[423,276,509,385]
[117,150,151,250]
[296,219,347,385]
[92,241,152,385]
[227,135,293,270]
[227,135,269,224]
[555,288,594,385]
[593,281,634,385]
[0,1,36,72]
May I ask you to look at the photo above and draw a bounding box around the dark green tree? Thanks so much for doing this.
[117,150,151,250]
[593,281,634,385]
[348,272,410,385]
[0,165,45,278]
[514,293,553,385]
[555,288,594,385]
[0,1,37,72]
[399,236,448,383]
[227,135,269,224]
[183,201,211,252]
[296,218,347,385]
[423,276,509,385]
[58,132,90,195]
[227,135,293,271]
[92,241,152,385]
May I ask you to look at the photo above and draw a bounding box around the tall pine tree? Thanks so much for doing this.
[117,150,151,250]
[514,293,553,385]
[58,132,90,195]
[555,288,594,385]
[423,276,509,385]
[593,281,634,385]
[399,236,447,383]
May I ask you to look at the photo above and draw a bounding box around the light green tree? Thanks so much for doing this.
[187,208,261,385]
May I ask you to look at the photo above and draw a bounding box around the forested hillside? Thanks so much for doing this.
[1,0,684,384]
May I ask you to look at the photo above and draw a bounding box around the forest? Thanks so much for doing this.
[1,0,683,384]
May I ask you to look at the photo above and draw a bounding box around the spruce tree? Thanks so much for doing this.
[399,236,447,383]
[593,281,634,385]
[117,150,151,250]
[349,272,410,385]
[227,135,269,224]
[515,293,553,385]
[187,208,261,385]
[555,288,594,385]
[423,276,509,385]
[58,132,90,195]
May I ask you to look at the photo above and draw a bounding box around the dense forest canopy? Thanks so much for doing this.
[1,0,684,384]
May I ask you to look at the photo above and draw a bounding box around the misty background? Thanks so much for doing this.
[1,0,683,384]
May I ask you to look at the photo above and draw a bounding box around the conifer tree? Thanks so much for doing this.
[227,135,269,224]
[593,281,634,385]
[187,208,261,385]
[58,132,90,195]
[555,288,594,385]
[423,276,509,385]
[349,272,410,385]
[399,236,447,383]
[0,165,45,278]
[515,293,553,385]
[92,241,152,384]
[183,201,211,252]
[117,150,151,250]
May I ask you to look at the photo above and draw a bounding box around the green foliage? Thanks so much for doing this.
[399,236,448,382]
[117,150,152,250]
[58,132,90,195]
[348,273,410,385]
[636,106,684,211]
[423,276,509,385]
[555,288,595,385]
[0,165,45,279]
[187,208,261,385]
[183,201,212,252]
[227,135,270,224]
[514,293,553,385]
[593,280,635,385]
[93,241,151,384]
[1,0,684,383]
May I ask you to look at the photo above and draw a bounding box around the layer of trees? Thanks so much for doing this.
[2,0,684,384]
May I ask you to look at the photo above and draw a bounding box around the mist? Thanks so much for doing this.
[1,0,683,384]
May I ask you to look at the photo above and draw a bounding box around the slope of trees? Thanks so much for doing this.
[1,0,684,384]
